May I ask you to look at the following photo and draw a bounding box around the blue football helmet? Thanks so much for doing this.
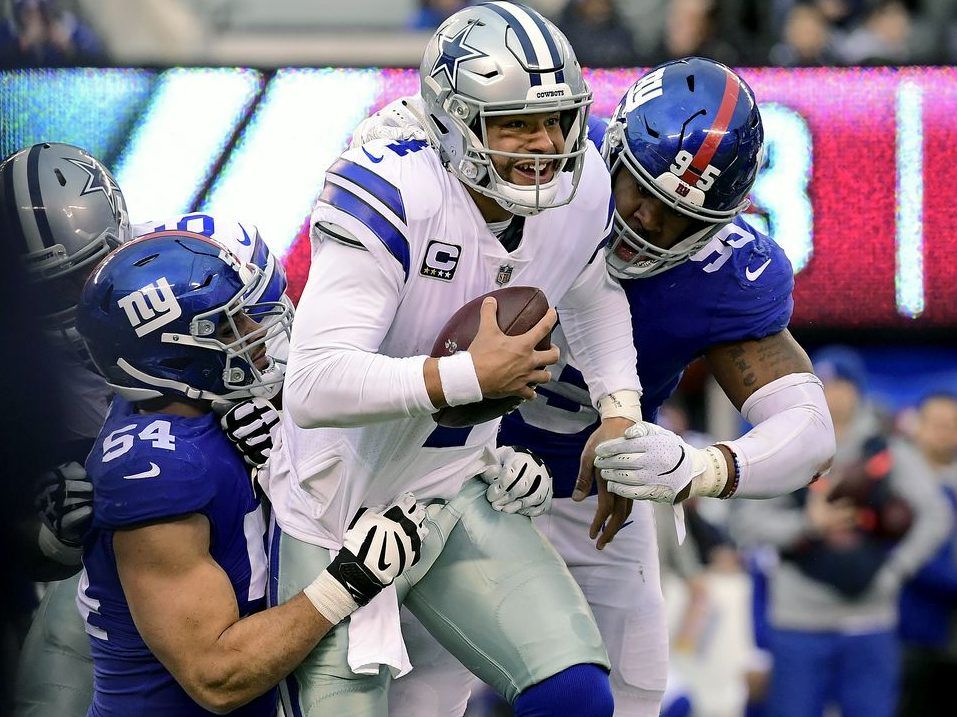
[603,57,764,278]
[76,231,294,403]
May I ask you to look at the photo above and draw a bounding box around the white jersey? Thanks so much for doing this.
[133,213,277,269]
[266,139,639,546]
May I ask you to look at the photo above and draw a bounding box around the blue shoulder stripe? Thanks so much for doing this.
[327,158,406,224]
[515,2,562,68]
[319,180,410,279]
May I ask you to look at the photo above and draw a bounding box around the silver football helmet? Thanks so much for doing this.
[419,2,592,216]
[0,142,131,345]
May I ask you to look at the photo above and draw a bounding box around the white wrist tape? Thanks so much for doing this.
[303,570,359,624]
[438,352,483,406]
[38,523,83,566]
[690,446,730,498]
[722,373,836,499]
[597,389,642,423]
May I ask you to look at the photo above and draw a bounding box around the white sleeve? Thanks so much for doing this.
[557,255,641,409]
[722,372,836,498]
[284,235,437,429]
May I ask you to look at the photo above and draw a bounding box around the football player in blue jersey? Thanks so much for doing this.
[1,143,291,717]
[354,57,836,716]
[74,231,429,716]
[500,57,836,714]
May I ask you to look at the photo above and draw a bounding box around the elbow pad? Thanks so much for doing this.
[721,373,836,499]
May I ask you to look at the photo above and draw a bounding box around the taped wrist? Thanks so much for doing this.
[303,547,385,623]
[438,352,483,406]
[303,570,359,624]
[597,389,642,423]
[690,446,730,498]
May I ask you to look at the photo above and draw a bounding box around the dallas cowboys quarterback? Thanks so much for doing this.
[263,3,642,715]
[353,57,836,716]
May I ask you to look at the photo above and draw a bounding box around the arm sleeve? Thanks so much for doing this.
[723,373,836,499]
[284,235,437,429]
[884,443,954,579]
[557,253,641,410]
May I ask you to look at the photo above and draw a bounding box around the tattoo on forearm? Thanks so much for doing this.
[727,344,757,388]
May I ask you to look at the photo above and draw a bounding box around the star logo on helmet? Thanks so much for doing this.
[64,156,121,217]
[430,23,487,87]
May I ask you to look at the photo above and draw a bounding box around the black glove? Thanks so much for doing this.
[220,398,280,467]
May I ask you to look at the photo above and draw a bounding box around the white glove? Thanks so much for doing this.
[36,461,93,565]
[480,446,553,517]
[220,398,280,468]
[594,422,729,504]
[351,96,429,146]
[304,493,429,623]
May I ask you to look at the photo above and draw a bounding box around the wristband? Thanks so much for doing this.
[690,446,731,498]
[438,352,483,406]
[303,569,359,624]
[716,444,741,499]
[597,390,642,423]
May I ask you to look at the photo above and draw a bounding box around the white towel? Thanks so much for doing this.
[342,569,412,678]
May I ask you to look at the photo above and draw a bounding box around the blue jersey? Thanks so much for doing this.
[501,215,794,498]
[78,399,274,717]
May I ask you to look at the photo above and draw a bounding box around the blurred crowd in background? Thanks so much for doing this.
[3,0,957,68]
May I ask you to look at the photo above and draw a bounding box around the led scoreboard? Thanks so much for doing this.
[2,66,956,329]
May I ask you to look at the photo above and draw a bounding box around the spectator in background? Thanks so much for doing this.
[0,0,106,67]
[836,0,913,64]
[556,0,638,67]
[897,392,957,717]
[732,346,952,717]
[769,2,841,66]
[652,0,740,66]
[406,0,471,31]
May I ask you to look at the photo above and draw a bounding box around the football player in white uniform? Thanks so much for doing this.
[354,57,837,716]
[263,3,642,716]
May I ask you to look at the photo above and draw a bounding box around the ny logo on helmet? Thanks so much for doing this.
[117,277,183,337]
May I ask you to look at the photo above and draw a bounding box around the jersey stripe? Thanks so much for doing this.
[326,158,407,224]
[680,69,740,184]
[319,180,410,278]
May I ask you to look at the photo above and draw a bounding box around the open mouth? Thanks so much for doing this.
[510,159,556,185]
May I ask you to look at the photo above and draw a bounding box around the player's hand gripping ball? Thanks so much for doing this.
[431,286,551,427]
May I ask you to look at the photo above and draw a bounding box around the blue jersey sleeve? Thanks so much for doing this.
[587,115,609,152]
[706,223,794,345]
[89,420,217,530]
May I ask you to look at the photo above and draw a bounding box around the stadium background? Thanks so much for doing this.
[3,1,957,716]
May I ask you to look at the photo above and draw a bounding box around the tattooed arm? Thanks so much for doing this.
[597,328,835,503]
[705,330,813,410]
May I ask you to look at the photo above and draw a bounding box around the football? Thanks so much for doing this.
[431,286,551,428]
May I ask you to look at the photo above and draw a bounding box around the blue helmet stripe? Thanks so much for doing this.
[319,180,410,279]
[482,3,543,72]
[514,2,562,69]
[26,144,57,249]
[327,158,407,224]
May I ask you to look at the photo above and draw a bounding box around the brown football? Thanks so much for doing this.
[431,286,551,428]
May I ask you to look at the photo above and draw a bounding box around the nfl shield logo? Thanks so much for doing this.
[496,264,513,286]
